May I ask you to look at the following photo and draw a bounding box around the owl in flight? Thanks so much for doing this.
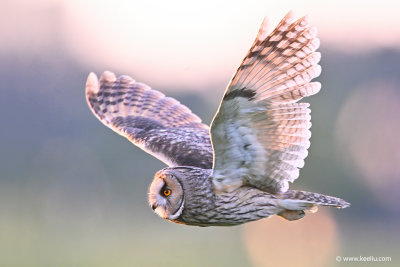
[86,12,349,226]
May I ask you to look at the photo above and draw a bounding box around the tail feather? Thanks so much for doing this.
[279,190,350,209]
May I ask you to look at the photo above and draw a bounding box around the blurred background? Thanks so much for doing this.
[1,0,399,266]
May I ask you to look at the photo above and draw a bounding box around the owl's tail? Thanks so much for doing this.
[276,190,350,220]
[280,190,350,208]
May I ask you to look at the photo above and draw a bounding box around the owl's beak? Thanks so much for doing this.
[151,203,158,210]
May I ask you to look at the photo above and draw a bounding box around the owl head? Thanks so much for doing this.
[148,168,185,220]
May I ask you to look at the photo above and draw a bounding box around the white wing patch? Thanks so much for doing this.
[211,12,321,194]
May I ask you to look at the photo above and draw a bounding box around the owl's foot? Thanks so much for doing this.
[277,210,305,221]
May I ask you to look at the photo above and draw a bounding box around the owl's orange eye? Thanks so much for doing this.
[163,189,172,197]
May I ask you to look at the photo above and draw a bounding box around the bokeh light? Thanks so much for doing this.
[335,82,400,213]
[243,210,338,267]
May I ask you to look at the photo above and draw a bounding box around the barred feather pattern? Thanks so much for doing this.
[161,167,282,226]
[211,12,321,194]
[87,12,350,227]
[281,190,351,208]
[86,71,213,168]
[159,167,349,226]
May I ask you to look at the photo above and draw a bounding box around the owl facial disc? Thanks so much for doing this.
[148,171,185,220]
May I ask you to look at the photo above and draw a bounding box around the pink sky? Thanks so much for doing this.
[3,0,400,90]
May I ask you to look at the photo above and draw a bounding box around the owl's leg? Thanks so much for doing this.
[277,210,305,221]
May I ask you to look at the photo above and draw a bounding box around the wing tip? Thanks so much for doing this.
[100,70,117,83]
[309,26,318,36]
[313,81,322,92]
[257,11,305,42]
[285,10,295,20]
[257,17,269,41]
[86,72,99,95]
[86,71,118,97]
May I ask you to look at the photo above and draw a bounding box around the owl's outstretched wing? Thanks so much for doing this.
[86,71,213,169]
[210,12,321,194]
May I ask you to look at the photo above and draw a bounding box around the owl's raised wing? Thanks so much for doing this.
[211,12,321,194]
[86,71,213,169]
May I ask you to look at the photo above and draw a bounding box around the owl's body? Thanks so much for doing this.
[86,12,349,227]
[150,167,347,226]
